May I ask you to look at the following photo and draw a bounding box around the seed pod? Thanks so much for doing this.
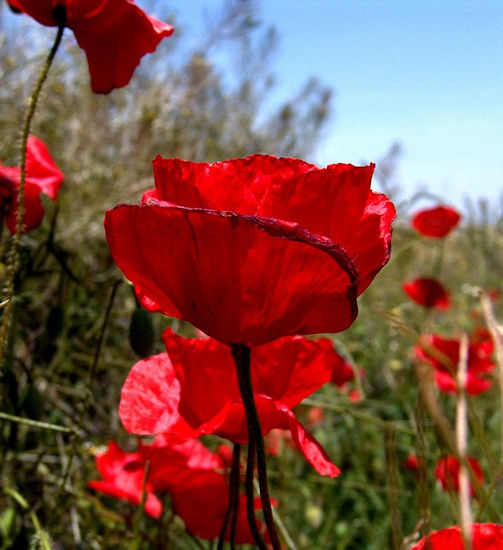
[129,307,155,358]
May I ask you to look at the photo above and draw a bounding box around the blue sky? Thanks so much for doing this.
[174,1,503,211]
[4,1,501,211]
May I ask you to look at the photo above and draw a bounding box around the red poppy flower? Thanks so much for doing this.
[120,330,339,477]
[171,469,269,544]
[7,0,174,94]
[138,434,224,492]
[434,455,484,496]
[411,524,503,550]
[411,205,461,238]
[87,441,162,518]
[403,277,450,310]
[403,453,425,472]
[89,437,266,543]
[414,334,495,395]
[105,155,395,346]
[0,135,64,234]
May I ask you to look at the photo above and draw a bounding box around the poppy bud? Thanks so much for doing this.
[129,307,155,358]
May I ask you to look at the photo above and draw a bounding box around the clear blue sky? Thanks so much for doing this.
[174,0,503,211]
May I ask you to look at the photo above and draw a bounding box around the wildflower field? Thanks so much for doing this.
[0,2,502,549]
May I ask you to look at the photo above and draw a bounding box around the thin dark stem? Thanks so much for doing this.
[218,443,241,550]
[231,344,281,550]
[0,17,65,370]
[246,436,267,549]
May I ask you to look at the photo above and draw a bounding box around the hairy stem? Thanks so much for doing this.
[0,13,66,370]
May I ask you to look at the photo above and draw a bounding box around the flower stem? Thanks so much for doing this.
[231,344,281,550]
[218,443,241,550]
[0,13,66,370]
[245,436,267,548]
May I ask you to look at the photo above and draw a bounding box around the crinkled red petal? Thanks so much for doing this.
[105,202,359,345]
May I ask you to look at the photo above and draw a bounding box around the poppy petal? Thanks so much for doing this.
[119,353,185,435]
[412,524,503,550]
[105,202,359,345]
[72,1,174,93]
[411,205,461,238]
[200,397,339,477]
[403,277,450,310]
[152,154,317,213]
[171,470,266,543]
[8,0,174,94]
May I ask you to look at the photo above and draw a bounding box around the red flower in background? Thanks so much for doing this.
[403,453,426,472]
[264,429,293,457]
[403,277,450,310]
[412,524,503,550]
[120,330,339,477]
[89,437,267,544]
[87,441,162,518]
[414,334,494,395]
[411,205,460,238]
[0,135,64,233]
[348,389,362,403]
[105,155,395,346]
[435,455,483,496]
[306,406,324,426]
[7,0,174,93]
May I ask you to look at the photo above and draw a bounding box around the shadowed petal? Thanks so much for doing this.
[105,202,359,345]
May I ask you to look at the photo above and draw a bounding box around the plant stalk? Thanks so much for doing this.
[231,344,280,550]
[0,13,66,370]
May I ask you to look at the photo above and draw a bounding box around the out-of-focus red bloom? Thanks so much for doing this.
[7,0,174,93]
[89,436,266,543]
[0,135,64,233]
[120,330,339,477]
[105,155,395,346]
[307,406,324,426]
[87,441,162,518]
[414,334,495,395]
[332,360,356,386]
[471,326,493,345]
[348,389,362,403]
[264,429,292,457]
[403,453,425,472]
[411,205,461,238]
[412,524,503,550]
[435,455,484,496]
[403,277,450,310]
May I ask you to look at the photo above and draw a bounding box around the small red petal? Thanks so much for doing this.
[411,205,461,238]
[412,523,503,550]
[403,277,450,310]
